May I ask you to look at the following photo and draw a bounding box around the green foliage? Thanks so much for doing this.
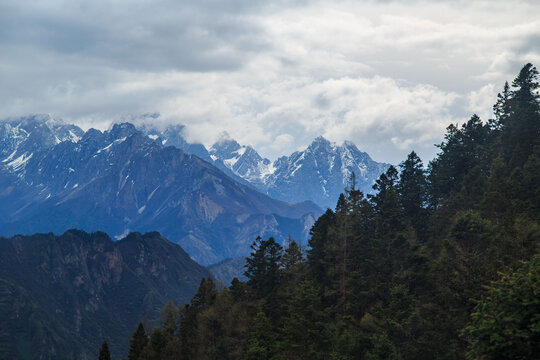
[398,151,428,237]
[243,310,276,360]
[463,255,540,360]
[128,323,148,360]
[244,237,283,300]
[280,280,330,359]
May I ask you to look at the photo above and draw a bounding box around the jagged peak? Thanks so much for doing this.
[342,140,356,148]
[107,122,138,140]
[210,132,241,154]
[305,136,334,153]
[109,122,136,132]
[312,135,331,144]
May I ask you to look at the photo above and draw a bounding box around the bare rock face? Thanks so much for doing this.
[0,116,321,265]
[0,229,212,360]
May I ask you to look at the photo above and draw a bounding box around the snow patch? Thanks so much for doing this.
[148,134,158,140]
[233,147,246,156]
[69,130,81,143]
[7,152,33,171]
[224,156,240,168]
[96,137,127,154]
[115,229,130,240]
[147,186,159,201]
[3,150,17,163]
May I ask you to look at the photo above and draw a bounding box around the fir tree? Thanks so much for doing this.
[128,323,148,360]
[98,340,111,360]
[398,151,428,237]
[244,237,283,299]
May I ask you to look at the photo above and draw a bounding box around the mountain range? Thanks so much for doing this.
[0,115,320,265]
[144,124,391,209]
[0,115,389,264]
[0,230,211,359]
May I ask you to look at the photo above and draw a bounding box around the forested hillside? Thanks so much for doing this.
[0,230,212,360]
[115,64,539,360]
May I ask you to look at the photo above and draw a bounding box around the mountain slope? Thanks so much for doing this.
[0,230,212,360]
[0,116,321,264]
[152,125,390,208]
[262,137,390,208]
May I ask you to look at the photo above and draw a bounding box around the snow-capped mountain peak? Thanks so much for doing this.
[0,115,84,173]
[139,124,390,208]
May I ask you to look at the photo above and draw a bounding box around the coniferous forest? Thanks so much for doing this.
[115,64,538,359]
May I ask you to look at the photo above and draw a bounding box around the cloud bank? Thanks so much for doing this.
[1,0,539,163]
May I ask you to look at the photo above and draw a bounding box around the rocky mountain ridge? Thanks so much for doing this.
[148,126,391,208]
[0,116,321,265]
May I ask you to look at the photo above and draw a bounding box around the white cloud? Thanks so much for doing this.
[467,84,497,122]
[270,134,295,151]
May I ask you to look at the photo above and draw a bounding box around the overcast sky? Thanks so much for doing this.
[1,0,539,163]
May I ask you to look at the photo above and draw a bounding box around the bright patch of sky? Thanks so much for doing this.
[1,0,539,163]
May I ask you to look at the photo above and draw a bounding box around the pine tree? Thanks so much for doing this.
[398,151,428,237]
[128,323,148,360]
[492,81,512,129]
[98,340,111,360]
[244,237,283,299]
[504,63,540,167]
[511,63,540,105]
[281,239,304,277]
[428,115,490,207]
[191,278,217,311]
[307,209,335,288]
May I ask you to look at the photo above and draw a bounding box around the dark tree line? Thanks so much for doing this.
[108,63,540,359]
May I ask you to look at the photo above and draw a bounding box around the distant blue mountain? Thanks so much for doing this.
[0,116,321,265]
[149,126,391,209]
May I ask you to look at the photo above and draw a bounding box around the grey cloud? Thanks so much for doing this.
[1,0,539,164]
[1,0,270,72]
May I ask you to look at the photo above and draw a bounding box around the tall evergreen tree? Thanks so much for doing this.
[398,151,428,237]
[504,63,540,167]
[511,63,540,105]
[128,323,148,360]
[492,81,512,129]
[191,278,217,311]
[98,340,111,360]
[428,115,490,207]
[244,237,283,299]
[307,209,336,288]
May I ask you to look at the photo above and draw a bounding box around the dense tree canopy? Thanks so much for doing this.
[110,63,539,360]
